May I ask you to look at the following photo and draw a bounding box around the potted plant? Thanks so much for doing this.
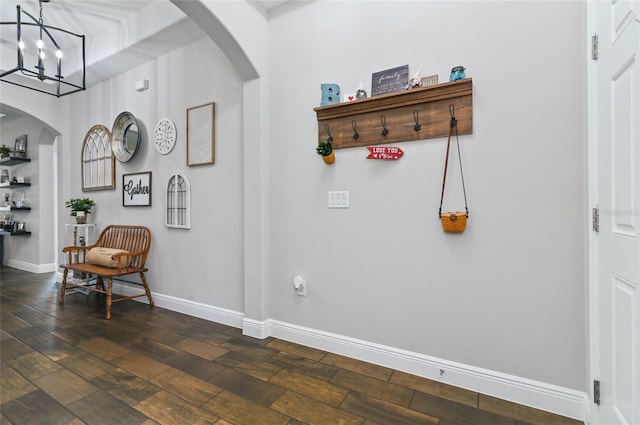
[65,197,95,224]
[0,145,11,158]
[316,139,335,164]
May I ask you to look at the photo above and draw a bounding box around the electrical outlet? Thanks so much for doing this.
[328,191,349,208]
[293,276,306,296]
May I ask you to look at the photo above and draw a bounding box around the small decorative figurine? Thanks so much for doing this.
[321,84,340,106]
[407,67,422,89]
[449,66,466,82]
[343,93,357,102]
[355,81,367,99]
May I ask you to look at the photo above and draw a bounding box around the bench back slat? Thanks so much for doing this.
[96,225,151,268]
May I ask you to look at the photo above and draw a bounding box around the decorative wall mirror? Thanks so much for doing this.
[111,111,141,162]
[187,102,215,166]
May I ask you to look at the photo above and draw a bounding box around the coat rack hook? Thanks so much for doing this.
[449,104,457,127]
[413,110,421,132]
[381,115,389,137]
[324,124,333,142]
[352,120,360,140]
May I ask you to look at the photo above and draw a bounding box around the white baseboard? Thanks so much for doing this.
[57,280,588,423]
[5,260,55,274]
[37,263,56,273]
[111,281,244,329]
[245,318,589,423]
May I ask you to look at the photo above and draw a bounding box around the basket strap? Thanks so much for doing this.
[438,114,454,218]
[439,104,469,218]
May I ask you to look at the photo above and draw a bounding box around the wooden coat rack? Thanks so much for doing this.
[314,78,472,149]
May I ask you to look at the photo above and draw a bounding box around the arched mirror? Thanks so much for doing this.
[112,111,141,162]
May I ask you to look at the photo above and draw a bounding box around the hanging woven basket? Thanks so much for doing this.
[322,152,335,164]
[440,212,467,233]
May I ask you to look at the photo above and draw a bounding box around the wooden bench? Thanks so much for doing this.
[59,224,154,319]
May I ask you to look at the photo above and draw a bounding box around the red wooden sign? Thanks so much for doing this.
[366,146,404,160]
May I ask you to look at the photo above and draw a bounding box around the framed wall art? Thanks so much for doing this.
[123,171,152,207]
[82,125,116,192]
[187,102,215,166]
[165,171,191,229]
[154,118,177,155]
[14,135,27,157]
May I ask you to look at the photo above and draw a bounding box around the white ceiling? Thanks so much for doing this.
[0,0,287,100]
[1,1,156,38]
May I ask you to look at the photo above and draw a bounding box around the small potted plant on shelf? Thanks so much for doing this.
[65,197,95,224]
[0,145,11,158]
[316,139,335,164]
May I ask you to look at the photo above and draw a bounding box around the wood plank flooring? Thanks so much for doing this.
[0,267,583,425]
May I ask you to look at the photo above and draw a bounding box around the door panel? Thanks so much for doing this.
[612,275,636,423]
[611,56,637,238]
[594,0,640,424]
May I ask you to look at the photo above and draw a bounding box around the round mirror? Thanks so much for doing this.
[111,112,141,162]
[125,123,139,152]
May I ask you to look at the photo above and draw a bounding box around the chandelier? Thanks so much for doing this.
[0,0,85,97]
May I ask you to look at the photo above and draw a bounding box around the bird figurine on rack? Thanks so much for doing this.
[407,67,422,89]
[356,81,368,99]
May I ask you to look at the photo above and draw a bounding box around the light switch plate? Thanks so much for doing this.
[328,191,349,208]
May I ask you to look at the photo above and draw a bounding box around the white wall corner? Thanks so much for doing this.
[36,263,56,273]
[582,399,593,425]
[242,317,272,339]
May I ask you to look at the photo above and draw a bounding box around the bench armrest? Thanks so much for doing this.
[110,247,148,271]
[62,243,97,253]
[61,243,97,264]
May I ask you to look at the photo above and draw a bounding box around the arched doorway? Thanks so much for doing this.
[0,103,58,272]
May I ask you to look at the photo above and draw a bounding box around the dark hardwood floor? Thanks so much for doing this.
[1,267,582,425]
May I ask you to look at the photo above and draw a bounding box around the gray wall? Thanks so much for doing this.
[1,0,587,396]
[264,0,586,391]
[60,36,245,312]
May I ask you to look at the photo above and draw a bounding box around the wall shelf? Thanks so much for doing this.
[0,206,30,212]
[313,78,472,149]
[0,182,31,188]
[0,157,31,166]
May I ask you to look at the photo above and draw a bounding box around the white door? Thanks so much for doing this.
[593,1,640,424]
